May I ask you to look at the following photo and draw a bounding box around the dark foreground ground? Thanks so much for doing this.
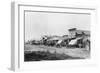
[24,44,90,61]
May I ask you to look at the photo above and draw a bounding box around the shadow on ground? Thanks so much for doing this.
[24,51,84,61]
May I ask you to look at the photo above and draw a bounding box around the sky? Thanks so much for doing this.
[25,11,91,41]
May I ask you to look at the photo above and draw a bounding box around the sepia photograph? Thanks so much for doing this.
[24,11,91,62]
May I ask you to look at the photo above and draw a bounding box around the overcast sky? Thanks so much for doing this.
[25,11,91,41]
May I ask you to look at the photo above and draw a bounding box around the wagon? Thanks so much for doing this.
[68,36,90,50]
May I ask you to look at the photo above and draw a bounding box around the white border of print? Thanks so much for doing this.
[11,2,97,71]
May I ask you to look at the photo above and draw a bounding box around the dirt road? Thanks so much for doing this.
[24,44,90,59]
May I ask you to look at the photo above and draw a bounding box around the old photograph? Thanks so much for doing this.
[24,11,91,62]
